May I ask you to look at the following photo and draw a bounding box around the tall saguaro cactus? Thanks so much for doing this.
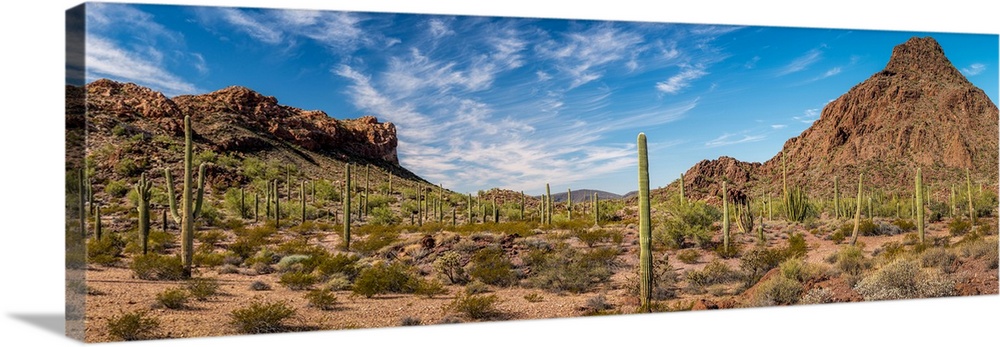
[344,163,351,250]
[164,115,207,278]
[637,133,653,312]
[300,181,307,225]
[593,192,600,226]
[722,180,730,253]
[833,176,840,219]
[916,168,924,244]
[134,173,153,255]
[679,172,685,204]
[545,183,552,225]
[966,168,975,224]
[850,173,863,246]
[567,188,573,220]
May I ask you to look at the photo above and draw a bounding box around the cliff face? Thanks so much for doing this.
[84,79,399,165]
[673,37,998,201]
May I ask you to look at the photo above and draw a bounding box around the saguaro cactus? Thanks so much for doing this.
[79,168,86,238]
[344,163,351,250]
[833,176,840,219]
[493,196,499,223]
[94,203,102,241]
[637,133,653,312]
[300,181,306,225]
[273,179,280,227]
[467,193,473,225]
[722,181,730,253]
[850,173,863,246]
[134,173,153,255]
[520,191,525,221]
[567,188,573,220]
[164,115,207,278]
[679,172,685,204]
[916,168,924,244]
[545,183,552,225]
[593,192,600,226]
[966,168,975,224]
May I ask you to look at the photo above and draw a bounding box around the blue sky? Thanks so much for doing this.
[81,3,999,195]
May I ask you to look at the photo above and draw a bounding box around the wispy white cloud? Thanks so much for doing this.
[962,63,986,76]
[778,48,823,76]
[84,3,199,96]
[656,65,707,94]
[705,133,766,148]
[207,8,371,53]
[821,67,841,78]
[85,36,198,96]
[793,108,821,123]
[537,24,644,89]
[771,124,787,129]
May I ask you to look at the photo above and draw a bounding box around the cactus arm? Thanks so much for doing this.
[723,180,730,252]
[916,168,924,244]
[193,163,206,218]
[850,173,863,246]
[164,169,181,223]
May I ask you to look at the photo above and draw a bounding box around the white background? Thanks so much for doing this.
[1,1,997,346]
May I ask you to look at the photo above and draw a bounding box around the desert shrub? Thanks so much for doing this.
[414,278,449,298]
[872,241,908,262]
[528,246,617,294]
[352,261,421,298]
[829,229,846,244]
[275,254,311,273]
[574,227,623,247]
[366,194,394,210]
[229,300,297,334]
[87,233,125,266]
[186,277,220,301]
[279,272,317,291]
[920,247,959,273]
[739,247,788,285]
[433,251,468,284]
[249,281,271,291]
[685,259,741,289]
[854,259,955,301]
[785,233,809,258]
[352,224,400,255]
[223,187,251,219]
[130,253,185,280]
[305,289,338,310]
[832,245,871,277]
[444,293,502,320]
[464,280,490,295]
[892,219,916,232]
[959,239,999,269]
[676,249,700,264]
[523,292,544,302]
[194,251,226,268]
[747,275,802,307]
[467,247,518,287]
[104,180,130,198]
[799,287,835,305]
[155,288,189,309]
[654,200,719,249]
[107,310,160,341]
[949,218,972,236]
[369,206,400,225]
[927,201,949,223]
[584,294,614,314]
[778,258,824,283]
[400,316,422,326]
[229,224,277,260]
[314,253,361,280]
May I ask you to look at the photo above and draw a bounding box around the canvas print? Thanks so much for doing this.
[64,2,999,343]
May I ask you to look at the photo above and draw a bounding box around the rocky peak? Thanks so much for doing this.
[883,37,967,83]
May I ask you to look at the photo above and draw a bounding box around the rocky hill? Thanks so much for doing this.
[75,79,422,191]
[666,36,998,203]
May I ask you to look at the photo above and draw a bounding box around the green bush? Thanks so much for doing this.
[574,227,623,247]
[468,247,518,287]
[369,206,400,225]
[677,249,700,264]
[186,277,220,301]
[155,288,189,309]
[948,218,972,236]
[104,179,130,198]
[747,275,802,307]
[414,278,449,298]
[304,289,338,310]
[114,158,147,177]
[785,233,808,258]
[444,293,502,320]
[352,261,421,298]
[279,272,317,291]
[653,200,719,249]
[229,300,297,334]
[832,245,871,277]
[107,310,160,341]
[739,247,788,285]
[892,219,916,232]
[87,233,125,266]
[352,224,400,255]
[959,238,999,269]
[778,258,824,283]
[130,253,185,281]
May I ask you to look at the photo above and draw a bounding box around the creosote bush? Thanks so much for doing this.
[155,288,189,309]
[229,300,297,334]
[854,259,955,301]
[352,261,421,298]
[746,275,802,307]
[107,310,160,341]
[468,247,518,287]
[186,277,220,300]
[130,253,185,281]
[676,249,700,264]
[444,293,503,320]
[88,233,125,266]
[654,200,719,249]
[305,289,338,310]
